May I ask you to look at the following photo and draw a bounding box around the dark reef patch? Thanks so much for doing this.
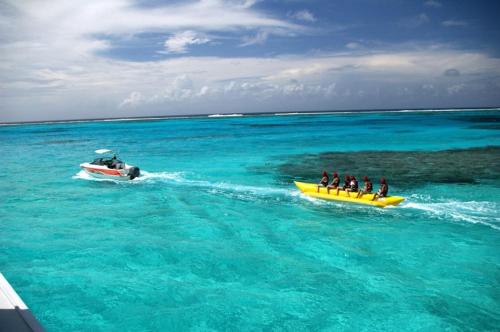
[452,114,500,124]
[261,146,500,187]
[469,124,500,130]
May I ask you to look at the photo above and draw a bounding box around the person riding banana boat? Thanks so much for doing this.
[317,171,329,193]
[326,172,340,194]
[345,176,359,197]
[336,175,351,196]
[357,176,373,198]
[372,177,389,201]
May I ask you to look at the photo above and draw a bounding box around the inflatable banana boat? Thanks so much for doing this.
[294,181,404,208]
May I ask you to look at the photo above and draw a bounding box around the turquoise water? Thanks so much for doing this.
[1,110,499,331]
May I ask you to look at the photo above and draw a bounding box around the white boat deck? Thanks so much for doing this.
[0,273,45,332]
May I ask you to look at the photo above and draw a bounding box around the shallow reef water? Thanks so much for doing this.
[0,109,499,331]
[274,146,500,187]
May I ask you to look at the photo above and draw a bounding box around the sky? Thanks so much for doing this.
[1,0,500,122]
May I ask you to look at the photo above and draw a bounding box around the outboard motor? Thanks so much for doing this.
[128,167,140,180]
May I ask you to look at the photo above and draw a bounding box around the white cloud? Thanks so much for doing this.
[0,0,300,61]
[3,46,500,120]
[264,64,329,81]
[119,91,144,108]
[111,49,500,110]
[235,0,259,8]
[346,42,361,49]
[447,84,465,95]
[401,13,430,28]
[417,13,430,24]
[164,31,210,54]
[290,10,316,22]
[240,31,269,46]
[442,20,468,27]
[197,86,211,97]
[424,0,442,8]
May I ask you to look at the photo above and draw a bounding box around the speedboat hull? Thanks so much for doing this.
[80,163,139,180]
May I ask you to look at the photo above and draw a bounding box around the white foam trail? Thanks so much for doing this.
[203,181,290,196]
[294,192,338,206]
[133,170,184,183]
[402,199,500,230]
[73,170,293,197]
[138,171,295,197]
[72,170,184,184]
[73,170,112,182]
[73,169,319,207]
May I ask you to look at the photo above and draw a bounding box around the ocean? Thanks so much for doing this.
[1,109,499,331]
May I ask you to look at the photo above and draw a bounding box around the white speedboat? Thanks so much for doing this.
[80,149,140,180]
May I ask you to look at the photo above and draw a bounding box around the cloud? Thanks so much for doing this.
[236,0,259,8]
[264,64,329,81]
[154,75,196,101]
[121,74,339,108]
[119,91,145,108]
[443,68,460,77]
[417,13,430,24]
[289,10,316,22]
[442,20,468,27]
[240,31,269,46]
[0,0,300,60]
[401,13,430,28]
[447,84,465,95]
[0,0,310,121]
[424,0,442,8]
[3,45,500,120]
[346,42,361,49]
[163,31,210,54]
[113,49,500,111]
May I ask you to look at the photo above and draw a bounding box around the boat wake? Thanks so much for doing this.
[72,170,184,183]
[73,170,110,182]
[74,171,499,230]
[133,171,184,183]
[73,169,301,201]
[402,195,500,230]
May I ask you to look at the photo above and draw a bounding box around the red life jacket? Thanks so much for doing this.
[380,184,388,195]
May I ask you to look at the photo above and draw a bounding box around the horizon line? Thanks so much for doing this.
[1,106,499,126]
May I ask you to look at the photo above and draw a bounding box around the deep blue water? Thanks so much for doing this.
[1,109,499,331]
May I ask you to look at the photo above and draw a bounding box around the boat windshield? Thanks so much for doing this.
[91,157,123,166]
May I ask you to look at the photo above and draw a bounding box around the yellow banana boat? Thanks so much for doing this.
[294,181,405,208]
